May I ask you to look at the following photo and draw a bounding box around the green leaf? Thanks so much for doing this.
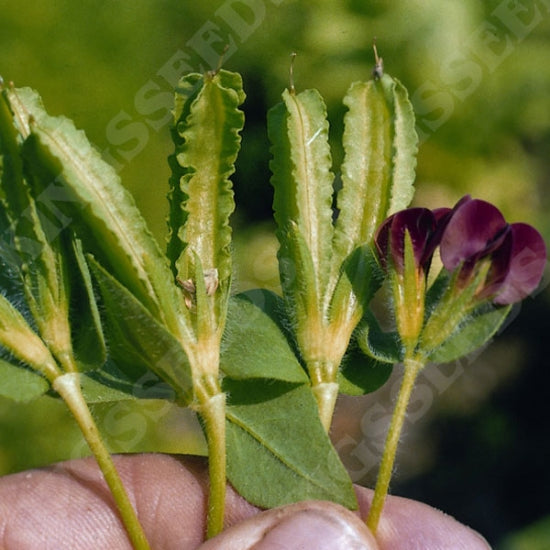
[0,89,29,299]
[0,251,22,309]
[0,359,49,402]
[7,86,187,340]
[69,238,106,370]
[222,290,307,383]
[329,244,384,329]
[425,269,450,315]
[2,86,107,372]
[338,346,393,396]
[168,69,245,320]
[79,364,176,403]
[420,263,492,354]
[224,379,357,510]
[1,85,71,358]
[0,87,68,318]
[268,88,335,307]
[428,304,512,363]
[333,74,418,264]
[0,85,25,224]
[356,309,403,364]
[0,292,59,380]
[79,370,138,403]
[89,257,193,405]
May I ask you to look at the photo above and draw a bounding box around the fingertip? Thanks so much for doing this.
[354,485,491,549]
[200,501,378,550]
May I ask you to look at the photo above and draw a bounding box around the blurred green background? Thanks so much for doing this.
[1,1,550,547]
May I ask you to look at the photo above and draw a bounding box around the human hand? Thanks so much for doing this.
[0,454,490,549]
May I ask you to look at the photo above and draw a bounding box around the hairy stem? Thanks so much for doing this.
[198,390,227,538]
[366,355,424,533]
[312,381,339,432]
[53,373,150,550]
[309,359,340,432]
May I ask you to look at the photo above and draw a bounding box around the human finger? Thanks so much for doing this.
[200,500,379,550]
[354,486,491,549]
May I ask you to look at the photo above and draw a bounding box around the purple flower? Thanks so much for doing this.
[375,207,449,274]
[440,196,546,305]
[440,197,507,271]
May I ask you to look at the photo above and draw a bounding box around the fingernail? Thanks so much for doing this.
[254,509,371,550]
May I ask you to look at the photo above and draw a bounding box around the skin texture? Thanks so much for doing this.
[0,453,491,550]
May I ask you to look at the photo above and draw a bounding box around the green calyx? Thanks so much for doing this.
[391,230,426,353]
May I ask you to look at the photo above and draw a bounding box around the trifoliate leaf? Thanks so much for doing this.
[224,379,357,510]
[0,359,49,402]
[356,309,403,364]
[338,345,393,396]
[89,257,193,405]
[428,304,512,363]
[222,290,307,383]
[79,364,176,403]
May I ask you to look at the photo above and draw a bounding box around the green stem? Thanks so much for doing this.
[366,355,424,533]
[312,381,339,432]
[198,389,227,538]
[53,373,150,550]
[309,360,340,432]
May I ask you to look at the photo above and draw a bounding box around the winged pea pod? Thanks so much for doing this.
[0,81,150,548]
[268,69,418,430]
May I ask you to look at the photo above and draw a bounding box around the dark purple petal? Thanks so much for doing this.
[478,228,513,299]
[375,208,436,272]
[440,198,508,271]
[374,213,395,270]
[449,194,473,212]
[423,207,452,265]
[492,223,547,305]
[432,207,453,224]
[429,195,472,260]
[392,208,436,270]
